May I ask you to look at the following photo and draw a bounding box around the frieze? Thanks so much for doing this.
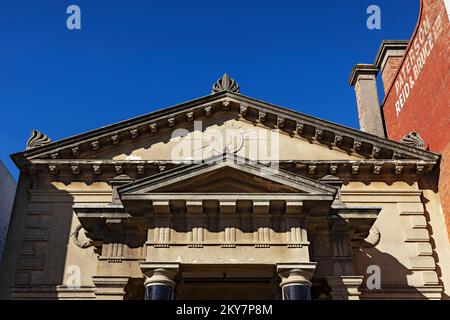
[27,158,435,179]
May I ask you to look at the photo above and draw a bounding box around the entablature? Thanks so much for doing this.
[23,158,435,180]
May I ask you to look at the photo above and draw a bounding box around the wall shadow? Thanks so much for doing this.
[0,170,75,299]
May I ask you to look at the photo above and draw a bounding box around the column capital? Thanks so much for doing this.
[143,268,178,287]
[276,262,317,287]
[141,262,180,286]
[326,275,364,300]
[140,263,180,300]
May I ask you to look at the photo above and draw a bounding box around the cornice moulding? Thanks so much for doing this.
[25,158,436,179]
[374,40,410,70]
[11,92,439,170]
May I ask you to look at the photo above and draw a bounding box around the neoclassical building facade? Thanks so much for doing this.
[1,74,449,300]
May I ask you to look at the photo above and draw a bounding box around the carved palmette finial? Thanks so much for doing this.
[26,130,52,150]
[212,73,240,94]
[400,131,425,149]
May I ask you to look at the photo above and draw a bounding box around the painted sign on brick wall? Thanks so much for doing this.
[394,13,444,116]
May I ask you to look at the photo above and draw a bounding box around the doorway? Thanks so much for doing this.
[176,264,279,300]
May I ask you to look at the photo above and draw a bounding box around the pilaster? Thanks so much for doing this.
[92,275,130,300]
[326,276,364,300]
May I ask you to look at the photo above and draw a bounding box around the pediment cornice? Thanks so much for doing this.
[24,158,435,180]
[12,91,439,170]
[117,154,338,197]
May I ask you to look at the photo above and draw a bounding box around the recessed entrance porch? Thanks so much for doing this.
[176,264,278,300]
[141,262,316,300]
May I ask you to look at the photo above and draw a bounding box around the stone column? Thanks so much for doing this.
[92,276,130,300]
[143,268,178,300]
[326,276,364,300]
[277,263,316,300]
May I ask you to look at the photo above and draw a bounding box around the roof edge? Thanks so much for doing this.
[11,90,440,171]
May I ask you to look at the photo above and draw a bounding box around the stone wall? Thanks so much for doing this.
[0,161,16,262]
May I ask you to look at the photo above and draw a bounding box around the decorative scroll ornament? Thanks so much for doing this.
[400,131,425,149]
[361,226,381,248]
[26,130,52,150]
[71,224,93,249]
[212,73,240,94]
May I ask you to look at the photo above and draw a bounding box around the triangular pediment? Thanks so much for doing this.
[90,115,367,162]
[118,154,338,196]
[12,90,439,172]
[154,166,301,193]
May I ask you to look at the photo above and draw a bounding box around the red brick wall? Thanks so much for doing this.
[381,56,404,92]
[381,0,450,239]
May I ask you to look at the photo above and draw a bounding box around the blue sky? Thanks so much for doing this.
[0,0,420,178]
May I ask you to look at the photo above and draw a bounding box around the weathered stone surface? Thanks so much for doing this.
[1,73,447,300]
